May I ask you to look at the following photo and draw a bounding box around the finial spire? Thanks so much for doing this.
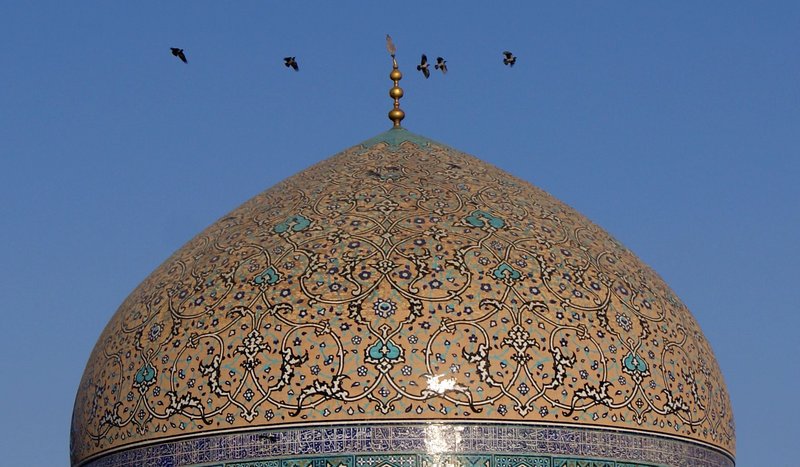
[386,35,405,128]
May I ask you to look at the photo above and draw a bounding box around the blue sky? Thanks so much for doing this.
[1,2,798,465]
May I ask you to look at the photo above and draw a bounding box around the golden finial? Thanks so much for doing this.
[386,34,405,128]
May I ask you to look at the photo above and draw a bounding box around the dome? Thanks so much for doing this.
[71,128,734,466]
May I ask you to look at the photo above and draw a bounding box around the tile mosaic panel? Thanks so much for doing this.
[495,454,551,467]
[419,454,492,467]
[80,423,732,467]
[72,128,734,466]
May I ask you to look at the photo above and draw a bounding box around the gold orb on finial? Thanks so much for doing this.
[388,108,405,125]
[386,34,405,128]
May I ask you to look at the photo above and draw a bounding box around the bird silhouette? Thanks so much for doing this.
[170,48,187,63]
[502,51,516,67]
[284,56,299,71]
[417,54,430,79]
[435,57,447,74]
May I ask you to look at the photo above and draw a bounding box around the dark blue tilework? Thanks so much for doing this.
[80,423,733,467]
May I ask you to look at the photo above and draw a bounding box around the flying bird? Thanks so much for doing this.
[417,54,430,79]
[284,56,299,71]
[170,48,187,63]
[502,51,516,67]
[435,57,447,74]
[386,34,396,57]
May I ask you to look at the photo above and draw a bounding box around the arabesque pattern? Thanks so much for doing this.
[71,129,734,466]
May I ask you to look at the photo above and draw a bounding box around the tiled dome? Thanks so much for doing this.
[71,128,734,466]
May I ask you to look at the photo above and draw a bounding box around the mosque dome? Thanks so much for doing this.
[71,58,734,467]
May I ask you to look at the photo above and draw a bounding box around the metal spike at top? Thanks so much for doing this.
[386,35,405,128]
[386,34,396,56]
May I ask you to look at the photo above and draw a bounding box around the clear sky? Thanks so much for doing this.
[1,2,798,465]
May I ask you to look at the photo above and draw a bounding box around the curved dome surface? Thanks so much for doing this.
[72,129,734,466]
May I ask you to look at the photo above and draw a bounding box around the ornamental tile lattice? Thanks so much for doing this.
[71,129,734,466]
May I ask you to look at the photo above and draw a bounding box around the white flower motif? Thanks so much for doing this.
[373,298,397,318]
